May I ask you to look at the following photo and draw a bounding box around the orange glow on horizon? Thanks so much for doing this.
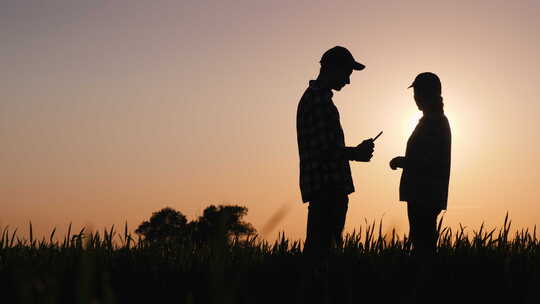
[2,1,540,242]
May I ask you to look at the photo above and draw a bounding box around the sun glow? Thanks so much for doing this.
[404,111,423,137]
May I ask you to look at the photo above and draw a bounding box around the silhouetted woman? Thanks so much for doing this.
[390,72,451,257]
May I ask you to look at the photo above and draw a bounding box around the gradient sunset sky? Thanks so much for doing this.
[2,1,540,240]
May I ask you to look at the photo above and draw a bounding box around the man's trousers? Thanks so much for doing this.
[304,192,349,258]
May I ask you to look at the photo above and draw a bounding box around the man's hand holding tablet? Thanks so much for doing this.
[354,131,381,162]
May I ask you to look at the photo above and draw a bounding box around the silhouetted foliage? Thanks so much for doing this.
[193,204,256,243]
[135,207,191,244]
[3,215,540,304]
[135,204,256,245]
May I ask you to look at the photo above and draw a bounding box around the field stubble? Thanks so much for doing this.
[1,213,539,304]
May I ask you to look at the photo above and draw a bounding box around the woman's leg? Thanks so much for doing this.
[407,202,441,257]
[406,202,441,302]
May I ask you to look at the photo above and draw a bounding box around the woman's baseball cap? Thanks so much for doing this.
[408,72,442,96]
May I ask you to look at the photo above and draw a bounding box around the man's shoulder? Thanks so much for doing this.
[299,82,332,108]
[299,85,314,103]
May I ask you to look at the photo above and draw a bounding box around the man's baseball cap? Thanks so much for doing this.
[320,46,365,71]
[408,72,441,96]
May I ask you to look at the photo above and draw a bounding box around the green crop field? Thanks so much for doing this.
[1,214,539,304]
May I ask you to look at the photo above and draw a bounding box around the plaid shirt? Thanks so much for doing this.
[296,80,355,203]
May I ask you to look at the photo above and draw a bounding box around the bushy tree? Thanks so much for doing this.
[136,204,256,245]
[193,204,256,243]
[135,207,191,243]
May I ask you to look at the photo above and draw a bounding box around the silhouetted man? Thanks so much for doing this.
[296,46,375,261]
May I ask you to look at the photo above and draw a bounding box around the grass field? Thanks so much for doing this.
[1,214,539,304]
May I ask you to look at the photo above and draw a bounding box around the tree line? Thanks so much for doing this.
[135,204,256,244]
